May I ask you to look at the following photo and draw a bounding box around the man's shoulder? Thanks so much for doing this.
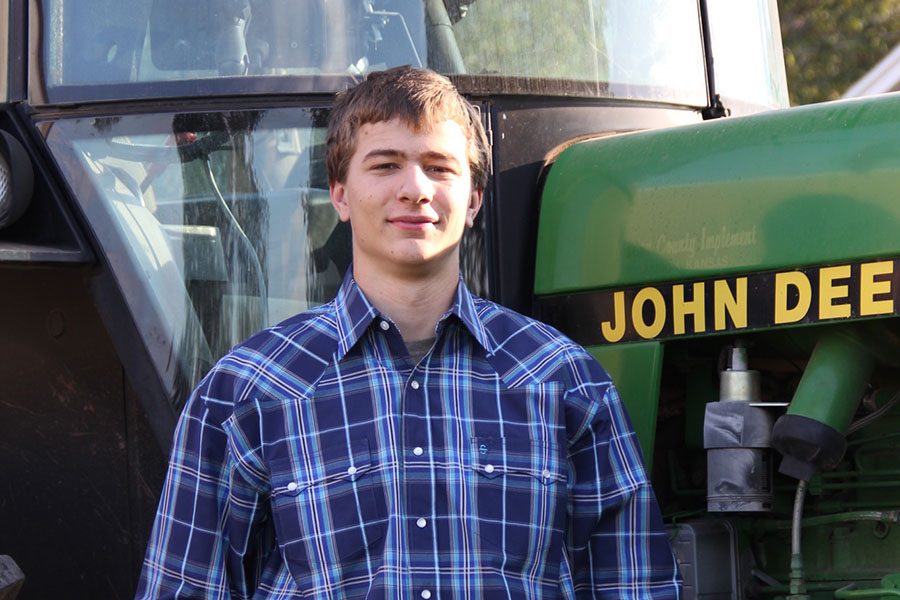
[472,297,612,388]
[200,302,340,408]
[238,301,338,354]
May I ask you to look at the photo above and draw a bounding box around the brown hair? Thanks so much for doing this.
[326,66,490,190]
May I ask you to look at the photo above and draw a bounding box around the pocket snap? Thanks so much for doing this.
[268,438,385,586]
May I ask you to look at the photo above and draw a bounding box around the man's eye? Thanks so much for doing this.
[427,165,456,174]
[373,162,399,170]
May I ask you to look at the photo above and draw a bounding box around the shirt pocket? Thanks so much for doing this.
[470,436,568,574]
[269,438,386,586]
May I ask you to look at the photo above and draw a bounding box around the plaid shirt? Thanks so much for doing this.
[136,274,681,599]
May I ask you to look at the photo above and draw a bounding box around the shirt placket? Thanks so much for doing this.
[404,337,440,600]
[375,316,440,599]
[404,368,436,600]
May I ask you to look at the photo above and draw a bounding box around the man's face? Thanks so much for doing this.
[330,118,483,279]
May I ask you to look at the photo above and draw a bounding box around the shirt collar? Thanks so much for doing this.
[333,268,494,361]
[334,269,380,360]
[449,276,493,355]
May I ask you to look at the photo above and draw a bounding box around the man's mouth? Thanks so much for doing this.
[389,215,438,230]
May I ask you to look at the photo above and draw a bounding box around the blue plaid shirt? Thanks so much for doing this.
[136,274,681,599]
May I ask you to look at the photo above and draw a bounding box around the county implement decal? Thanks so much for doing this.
[536,259,897,346]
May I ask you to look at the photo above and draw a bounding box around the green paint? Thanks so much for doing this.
[749,513,900,596]
[835,577,900,598]
[536,94,900,294]
[587,341,662,469]
[788,329,875,432]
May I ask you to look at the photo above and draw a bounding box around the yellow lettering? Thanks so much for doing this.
[775,271,811,324]
[860,261,894,316]
[672,282,706,335]
[819,265,851,319]
[601,291,627,342]
[632,287,666,339]
[714,278,748,330]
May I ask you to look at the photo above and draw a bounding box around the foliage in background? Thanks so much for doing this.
[778,0,900,105]
[452,0,607,80]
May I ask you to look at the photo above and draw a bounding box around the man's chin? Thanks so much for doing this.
[391,241,439,263]
[353,238,460,276]
[388,244,459,274]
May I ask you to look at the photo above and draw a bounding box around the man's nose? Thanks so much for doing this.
[398,165,434,203]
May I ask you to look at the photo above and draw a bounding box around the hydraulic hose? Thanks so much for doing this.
[788,479,810,600]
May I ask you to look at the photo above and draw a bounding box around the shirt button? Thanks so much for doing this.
[410,380,420,390]
[484,464,494,474]
[379,320,390,331]
[347,466,358,476]
[421,590,432,599]
[286,482,298,492]
[542,469,552,479]
[416,517,427,528]
[413,446,424,456]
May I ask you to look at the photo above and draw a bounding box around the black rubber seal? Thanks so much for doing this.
[771,414,846,480]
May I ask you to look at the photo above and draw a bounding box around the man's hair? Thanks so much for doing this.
[326,65,490,191]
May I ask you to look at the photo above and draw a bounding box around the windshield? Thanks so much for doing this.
[44,108,486,409]
[706,0,789,111]
[41,0,707,105]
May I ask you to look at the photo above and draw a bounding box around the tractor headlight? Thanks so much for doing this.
[0,130,34,230]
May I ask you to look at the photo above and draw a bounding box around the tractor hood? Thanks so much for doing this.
[535,93,900,345]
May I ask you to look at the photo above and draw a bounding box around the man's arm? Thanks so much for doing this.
[564,365,681,599]
[135,377,268,599]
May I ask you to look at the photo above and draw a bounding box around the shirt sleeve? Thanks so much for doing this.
[564,368,682,599]
[134,375,269,600]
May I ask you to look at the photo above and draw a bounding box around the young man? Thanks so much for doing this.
[136,66,681,599]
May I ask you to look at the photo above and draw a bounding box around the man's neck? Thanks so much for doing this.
[353,260,459,343]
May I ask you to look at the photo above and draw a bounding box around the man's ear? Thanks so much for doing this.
[330,181,352,222]
[466,188,484,228]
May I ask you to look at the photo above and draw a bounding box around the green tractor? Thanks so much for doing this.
[1,1,898,597]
